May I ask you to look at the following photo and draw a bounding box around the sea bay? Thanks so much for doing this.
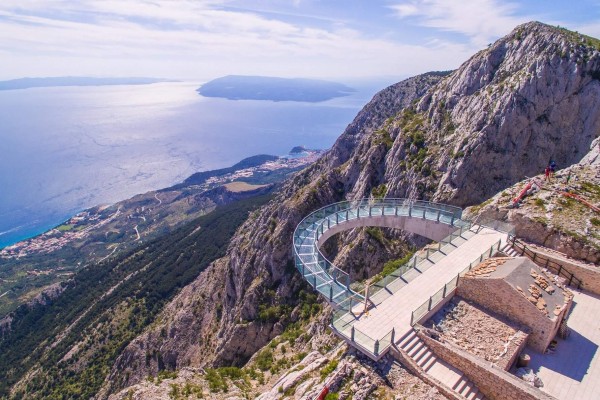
[0,81,378,248]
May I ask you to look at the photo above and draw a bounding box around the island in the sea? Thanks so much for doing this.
[197,75,355,102]
[0,76,174,90]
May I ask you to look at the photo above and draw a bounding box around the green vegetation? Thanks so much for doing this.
[556,26,600,51]
[255,348,274,371]
[325,393,340,400]
[534,198,546,209]
[258,304,287,322]
[397,108,431,173]
[169,382,204,399]
[581,181,600,197]
[591,217,600,227]
[469,197,494,214]
[298,290,321,320]
[56,224,75,232]
[371,184,387,199]
[320,359,339,380]
[452,150,465,159]
[204,367,245,393]
[373,128,393,150]
[0,195,271,399]
[371,250,415,283]
[558,196,577,209]
[365,227,385,246]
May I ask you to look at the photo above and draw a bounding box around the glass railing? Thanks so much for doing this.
[410,239,503,326]
[293,199,466,306]
[293,198,474,358]
[363,222,475,305]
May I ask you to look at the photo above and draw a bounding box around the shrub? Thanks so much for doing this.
[320,360,339,380]
[255,349,274,371]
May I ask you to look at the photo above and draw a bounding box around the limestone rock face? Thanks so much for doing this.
[103,22,600,396]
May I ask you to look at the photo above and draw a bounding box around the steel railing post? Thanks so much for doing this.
[351,326,355,342]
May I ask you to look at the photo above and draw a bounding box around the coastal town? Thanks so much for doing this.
[0,149,323,260]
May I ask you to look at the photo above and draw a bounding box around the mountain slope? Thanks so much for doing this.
[102,22,600,397]
[0,195,272,399]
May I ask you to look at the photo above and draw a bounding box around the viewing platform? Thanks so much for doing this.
[292,199,508,360]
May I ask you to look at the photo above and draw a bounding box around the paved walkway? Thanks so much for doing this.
[353,227,506,345]
[528,289,600,400]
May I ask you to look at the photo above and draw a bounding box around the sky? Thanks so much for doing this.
[1,0,600,82]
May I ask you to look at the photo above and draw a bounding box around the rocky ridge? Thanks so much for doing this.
[465,136,600,263]
[103,21,600,397]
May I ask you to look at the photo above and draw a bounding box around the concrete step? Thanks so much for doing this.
[453,375,469,392]
[458,380,479,399]
[402,335,421,354]
[417,350,434,368]
[451,374,486,400]
[421,353,437,371]
[398,329,417,348]
[407,340,425,358]
[411,343,429,362]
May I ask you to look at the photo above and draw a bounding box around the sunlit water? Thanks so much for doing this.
[0,81,378,247]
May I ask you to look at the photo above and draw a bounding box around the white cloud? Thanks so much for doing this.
[0,0,474,80]
[390,0,529,47]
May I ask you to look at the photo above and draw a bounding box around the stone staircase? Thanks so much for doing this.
[397,330,486,400]
[501,243,520,257]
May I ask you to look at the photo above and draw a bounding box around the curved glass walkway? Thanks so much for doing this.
[292,198,467,307]
[293,198,513,359]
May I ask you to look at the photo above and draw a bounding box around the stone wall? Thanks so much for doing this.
[502,330,530,371]
[389,347,464,400]
[417,329,557,400]
[457,277,560,352]
[523,246,600,295]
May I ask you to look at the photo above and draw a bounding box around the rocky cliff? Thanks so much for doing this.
[465,136,600,263]
[103,22,600,396]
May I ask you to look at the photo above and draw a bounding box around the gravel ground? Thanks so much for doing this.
[424,297,527,368]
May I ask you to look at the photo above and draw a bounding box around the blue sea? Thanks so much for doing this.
[0,81,381,248]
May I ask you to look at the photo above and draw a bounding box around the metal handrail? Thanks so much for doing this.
[508,236,583,289]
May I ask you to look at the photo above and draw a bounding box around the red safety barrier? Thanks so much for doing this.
[513,181,535,206]
[316,386,329,400]
[562,192,600,213]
